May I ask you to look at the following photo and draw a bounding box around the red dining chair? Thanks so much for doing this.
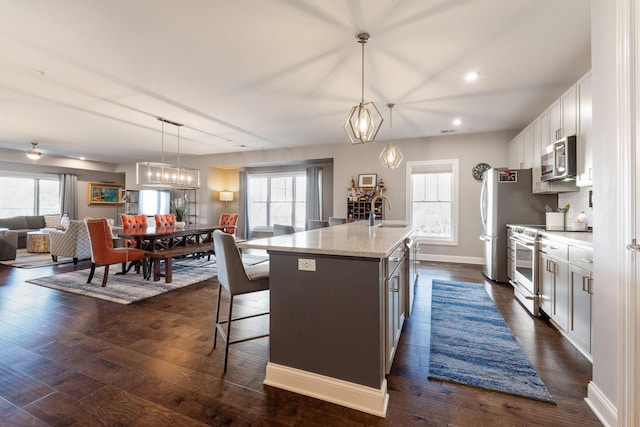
[154,214,176,227]
[84,218,148,287]
[121,214,148,248]
[219,213,239,235]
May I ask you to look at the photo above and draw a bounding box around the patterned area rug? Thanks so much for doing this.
[0,249,81,268]
[26,255,269,305]
[428,279,555,404]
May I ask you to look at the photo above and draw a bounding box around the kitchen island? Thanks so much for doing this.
[238,220,417,417]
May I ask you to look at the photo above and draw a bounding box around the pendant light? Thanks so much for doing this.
[136,118,200,189]
[26,142,42,161]
[379,103,404,168]
[344,32,383,144]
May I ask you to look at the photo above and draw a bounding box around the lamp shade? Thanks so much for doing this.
[26,142,42,160]
[219,191,234,202]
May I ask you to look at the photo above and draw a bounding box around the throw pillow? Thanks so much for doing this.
[44,214,62,228]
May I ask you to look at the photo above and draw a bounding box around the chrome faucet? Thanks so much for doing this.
[370,194,392,214]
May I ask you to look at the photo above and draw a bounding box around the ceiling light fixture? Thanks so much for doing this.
[136,118,200,189]
[379,103,404,169]
[452,118,462,126]
[465,71,479,82]
[344,32,383,144]
[26,142,42,161]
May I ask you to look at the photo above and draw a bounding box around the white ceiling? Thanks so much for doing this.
[0,0,591,165]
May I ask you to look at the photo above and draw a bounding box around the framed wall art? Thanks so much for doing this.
[88,183,123,205]
[358,174,377,188]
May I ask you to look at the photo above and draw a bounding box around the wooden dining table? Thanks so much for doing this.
[114,223,229,251]
[114,223,232,282]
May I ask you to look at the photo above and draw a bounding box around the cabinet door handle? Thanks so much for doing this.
[580,257,594,264]
[588,277,594,294]
[389,257,402,262]
[627,238,640,252]
[582,276,589,292]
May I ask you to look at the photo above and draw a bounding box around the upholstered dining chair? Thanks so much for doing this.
[121,214,149,249]
[154,213,176,227]
[307,220,330,230]
[219,213,239,235]
[212,230,269,372]
[273,224,295,236]
[329,217,348,226]
[84,218,148,287]
[49,220,91,265]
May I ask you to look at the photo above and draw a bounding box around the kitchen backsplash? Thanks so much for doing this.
[558,186,593,228]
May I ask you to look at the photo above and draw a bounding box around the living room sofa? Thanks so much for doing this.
[0,214,61,249]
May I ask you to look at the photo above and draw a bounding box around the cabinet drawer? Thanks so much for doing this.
[539,239,568,259]
[569,245,594,272]
[387,245,405,276]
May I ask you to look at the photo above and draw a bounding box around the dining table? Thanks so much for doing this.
[114,223,232,282]
[114,223,230,251]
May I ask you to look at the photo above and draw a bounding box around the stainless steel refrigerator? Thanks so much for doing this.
[480,168,557,282]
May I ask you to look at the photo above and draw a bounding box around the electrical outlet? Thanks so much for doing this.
[298,258,316,272]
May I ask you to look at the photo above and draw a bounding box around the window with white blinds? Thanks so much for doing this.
[407,160,459,244]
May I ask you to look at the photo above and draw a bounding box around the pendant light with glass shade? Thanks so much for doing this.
[26,142,42,161]
[344,32,383,144]
[379,103,404,168]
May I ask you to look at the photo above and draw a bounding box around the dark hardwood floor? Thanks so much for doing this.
[0,259,602,426]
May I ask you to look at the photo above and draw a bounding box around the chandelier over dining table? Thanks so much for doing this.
[136,118,200,189]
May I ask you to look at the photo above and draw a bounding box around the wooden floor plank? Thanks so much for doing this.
[0,259,602,426]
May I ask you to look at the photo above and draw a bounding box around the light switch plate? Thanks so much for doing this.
[298,258,316,271]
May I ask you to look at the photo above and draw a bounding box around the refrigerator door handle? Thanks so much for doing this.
[480,176,488,229]
[479,235,491,242]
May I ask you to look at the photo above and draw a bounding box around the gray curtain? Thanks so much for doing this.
[237,171,249,239]
[306,167,322,227]
[59,173,78,219]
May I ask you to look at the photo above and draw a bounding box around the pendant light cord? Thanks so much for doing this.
[361,40,365,103]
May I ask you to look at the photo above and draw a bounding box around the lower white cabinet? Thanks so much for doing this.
[538,236,593,359]
[538,247,569,331]
[569,264,592,355]
[385,244,406,373]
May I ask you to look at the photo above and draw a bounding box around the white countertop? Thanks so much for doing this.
[238,220,417,258]
[508,224,593,246]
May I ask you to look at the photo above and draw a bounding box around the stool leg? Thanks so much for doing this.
[223,295,234,373]
[213,283,223,349]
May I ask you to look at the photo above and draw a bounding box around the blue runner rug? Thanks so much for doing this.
[428,279,555,403]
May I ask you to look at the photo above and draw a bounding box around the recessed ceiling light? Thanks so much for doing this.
[464,71,479,82]
[452,118,462,126]
[79,157,85,160]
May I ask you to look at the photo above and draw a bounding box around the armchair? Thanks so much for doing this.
[0,229,18,261]
[49,220,92,265]
[85,218,148,287]
[219,213,239,235]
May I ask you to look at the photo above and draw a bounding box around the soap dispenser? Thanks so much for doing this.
[369,211,375,226]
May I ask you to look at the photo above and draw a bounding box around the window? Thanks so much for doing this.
[407,160,458,245]
[0,175,60,217]
[248,172,307,230]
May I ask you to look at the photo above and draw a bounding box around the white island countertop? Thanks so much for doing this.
[238,220,417,258]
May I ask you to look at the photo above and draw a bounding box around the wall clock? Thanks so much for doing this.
[472,162,491,181]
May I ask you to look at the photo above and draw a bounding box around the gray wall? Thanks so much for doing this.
[182,129,513,263]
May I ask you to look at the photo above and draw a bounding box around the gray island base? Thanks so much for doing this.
[238,220,418,417]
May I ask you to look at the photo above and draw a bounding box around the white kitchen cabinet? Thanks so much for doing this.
[385,243,406,374]
[547,84,577,145]
[569,264,592,356]
[538,238,569,331]
[567,245,593,358]
[576,71,593,187]
[508,133,525,169]
[522,123,535,168]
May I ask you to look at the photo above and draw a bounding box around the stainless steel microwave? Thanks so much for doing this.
[541,135,577,182]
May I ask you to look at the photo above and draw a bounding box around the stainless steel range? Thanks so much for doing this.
[508,226,540,316]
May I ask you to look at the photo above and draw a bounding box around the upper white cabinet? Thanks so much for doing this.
[547,84,577,145]
[576,71,593,187]
[508,132,525,169]
[508,70,590,194]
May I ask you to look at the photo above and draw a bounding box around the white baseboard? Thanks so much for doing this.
[586,381,617,427]
[264,362,388,418]
[418,253,484,265]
